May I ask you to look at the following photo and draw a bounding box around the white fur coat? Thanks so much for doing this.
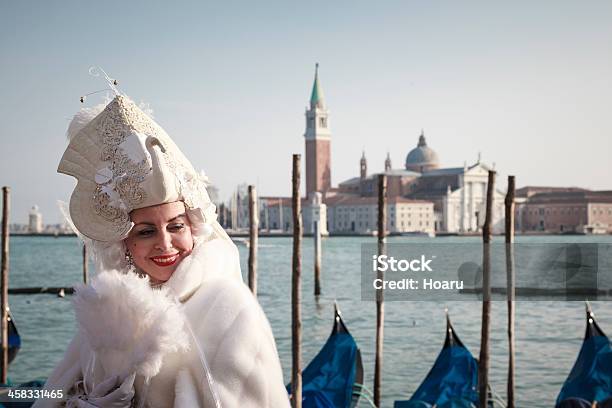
[33,238,290,408]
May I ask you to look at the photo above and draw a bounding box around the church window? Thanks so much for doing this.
[319,117,327,128]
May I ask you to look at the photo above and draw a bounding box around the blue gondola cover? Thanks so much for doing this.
[395,315,478,408]
[7,312,21,365]
[556,308,612,406]
[287,307,361,408]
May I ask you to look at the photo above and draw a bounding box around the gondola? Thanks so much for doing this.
[0,312,33,408]
[556,303,612,407]
[5,311,21,366]
[394,312,481,408]
[287,303,371,407]
[394,312,479,407]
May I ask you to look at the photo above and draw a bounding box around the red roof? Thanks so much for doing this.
[324,195,432,207]
[526,190,612,204]
[516,186,589,198]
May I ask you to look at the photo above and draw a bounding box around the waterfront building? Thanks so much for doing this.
[233,65,507,236]
[516,188,612,234]
[334,134,505,234]
[325,195,435,235]
[9,223,28,234]
[28,205,43,233]
[300,67,451,235]
[258,196,293,232]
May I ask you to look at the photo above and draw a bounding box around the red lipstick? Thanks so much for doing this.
[150,253,180,267]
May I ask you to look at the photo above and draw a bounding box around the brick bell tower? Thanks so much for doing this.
[305,63,331,199]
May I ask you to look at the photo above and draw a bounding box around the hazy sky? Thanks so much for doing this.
[1,1,611,224]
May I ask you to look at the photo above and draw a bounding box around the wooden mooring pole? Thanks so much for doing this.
[1,187,10,383]
[248,185,258,296]
[479,170,495,407]
[82,243,89,284]
[505,175,516,408]
[314,220,321,296]
[374,174,386,407]
[291,155,302,408]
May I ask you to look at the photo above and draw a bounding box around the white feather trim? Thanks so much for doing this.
[66,103,106,141]
[66,99,155,141]
[73,271,190,380]
[137,100,154,119]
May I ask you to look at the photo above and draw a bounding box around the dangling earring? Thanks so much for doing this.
[126,251,147,278]
[125,251,134,269]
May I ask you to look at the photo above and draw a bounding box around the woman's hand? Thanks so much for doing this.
[66,373,135,408]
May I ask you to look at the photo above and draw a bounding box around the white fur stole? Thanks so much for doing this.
[73,271,190,380]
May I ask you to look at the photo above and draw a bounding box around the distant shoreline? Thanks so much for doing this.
[9,231,610,238]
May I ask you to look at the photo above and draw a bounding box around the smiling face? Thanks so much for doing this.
[124,201,194,284]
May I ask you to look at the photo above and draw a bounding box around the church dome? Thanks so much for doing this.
[405,131,439,172]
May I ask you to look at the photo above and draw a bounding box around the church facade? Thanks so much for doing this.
[333,141,506,234]
[252,65,505,235]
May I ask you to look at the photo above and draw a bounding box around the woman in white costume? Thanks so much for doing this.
[32,94,290,408]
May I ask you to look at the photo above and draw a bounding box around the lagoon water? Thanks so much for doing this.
[7,235,612,407]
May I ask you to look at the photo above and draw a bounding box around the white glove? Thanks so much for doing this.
[66,373,135,408]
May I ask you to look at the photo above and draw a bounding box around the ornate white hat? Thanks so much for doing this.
[59,95,214,242]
